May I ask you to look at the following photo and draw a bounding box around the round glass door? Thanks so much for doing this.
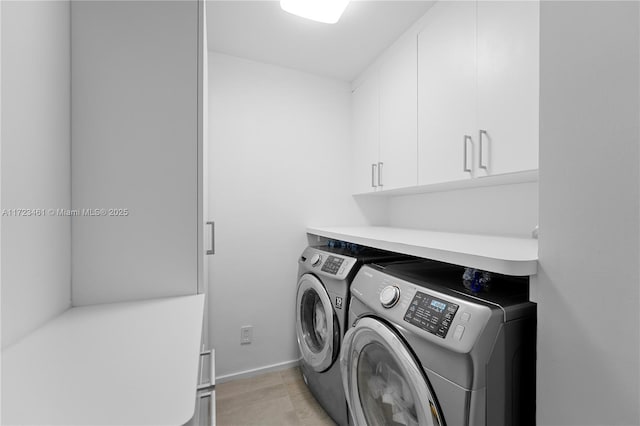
[340,317,444,426]
[296,274,339,372]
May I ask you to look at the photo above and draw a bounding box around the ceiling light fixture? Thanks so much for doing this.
[280,0,350,24]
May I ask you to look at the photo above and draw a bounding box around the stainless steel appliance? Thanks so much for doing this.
[296,245,407,425]
[341,260,536,426]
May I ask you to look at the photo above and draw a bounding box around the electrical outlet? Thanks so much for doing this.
[240,326,253,345]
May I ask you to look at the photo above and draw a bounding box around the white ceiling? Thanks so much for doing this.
[206,1,434,82]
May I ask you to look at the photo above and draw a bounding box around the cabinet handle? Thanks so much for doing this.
[377,162,383,187]
[463,135,472,173]
[197,390,215,426]
[371,164,378,188]
[479,129,488,170]
[197,349,215,391]
[206,222,215,255]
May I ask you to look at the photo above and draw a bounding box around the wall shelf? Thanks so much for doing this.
[307,226,538,276]
[353,169,538,197]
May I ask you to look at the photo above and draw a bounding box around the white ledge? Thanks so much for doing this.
[2,294,205,426]
[307,226,538,276]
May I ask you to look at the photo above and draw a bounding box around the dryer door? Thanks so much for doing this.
[296,274,339,373]
[340,317,444,426]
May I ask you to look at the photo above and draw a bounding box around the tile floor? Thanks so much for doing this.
[215,367,337,426]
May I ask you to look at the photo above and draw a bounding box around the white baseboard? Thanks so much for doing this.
[215,358,302,384]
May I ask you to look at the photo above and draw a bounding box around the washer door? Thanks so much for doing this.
[296,274,340,373]
[340,317,444,426]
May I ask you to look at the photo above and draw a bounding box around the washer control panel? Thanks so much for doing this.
[352,265,494,352]
[321,255,345,275]
[404,291,458,338]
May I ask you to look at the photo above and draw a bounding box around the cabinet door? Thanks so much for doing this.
[476,1,539,176]
[379,34,418,191]
[352,74,380,194]
[71,1,199,305]
[417,1,477,185]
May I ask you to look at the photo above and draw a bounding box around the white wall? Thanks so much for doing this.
[388,182,538,237]
[536,2,640,424]
[208,53,380,378]
[71,1,199,305]
[1,1,71,349]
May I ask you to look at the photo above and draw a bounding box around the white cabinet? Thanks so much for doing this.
[417,0,539,185]
[352,34,418,194]
[352,75,380,194]
[71,0,208,305]
[417,1,476,185]
[379,35,418,191]
[476,0,539,177]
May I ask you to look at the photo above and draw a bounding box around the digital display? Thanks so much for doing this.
[404,292,458,338]
[430,300,447,313]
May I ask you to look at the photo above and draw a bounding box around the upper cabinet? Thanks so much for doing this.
[352,73,381,194]
[352,34,418,194]
[475,1,539,177]
[379,35,419,191]
[417,0,539,185]
[417,1,477,185]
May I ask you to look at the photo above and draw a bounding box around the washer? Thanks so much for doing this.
[340,260,536,426]
[296,245,408,426]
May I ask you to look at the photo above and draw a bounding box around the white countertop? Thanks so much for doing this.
[307,226,538,276]
[2,294,205,426]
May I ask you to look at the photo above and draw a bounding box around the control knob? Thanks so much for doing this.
[380,286,400,308]
[310,253,322,267]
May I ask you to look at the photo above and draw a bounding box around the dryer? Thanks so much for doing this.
[296,245,408,426]
[340,260,536,426]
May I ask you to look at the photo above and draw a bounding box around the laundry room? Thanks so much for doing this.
[1,1,639,426]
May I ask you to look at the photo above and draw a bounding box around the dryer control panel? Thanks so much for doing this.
[298,247,357,281]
